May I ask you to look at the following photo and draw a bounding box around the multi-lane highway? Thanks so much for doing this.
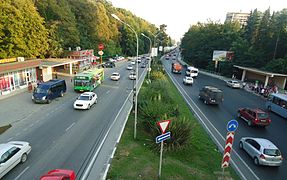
[162,56,287,180]
[0,59,148,179]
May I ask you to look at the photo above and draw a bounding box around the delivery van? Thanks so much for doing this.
[32,79,66,104]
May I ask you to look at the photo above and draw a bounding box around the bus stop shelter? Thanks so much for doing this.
[234,65,287,89]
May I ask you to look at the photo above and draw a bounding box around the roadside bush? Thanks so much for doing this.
[138,65,193,152]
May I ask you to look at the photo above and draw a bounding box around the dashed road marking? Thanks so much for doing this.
[15,166,29,180]
[65,122,76,132]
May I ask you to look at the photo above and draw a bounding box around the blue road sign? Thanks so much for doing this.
[156,132,171,143]
[227,119,238,132]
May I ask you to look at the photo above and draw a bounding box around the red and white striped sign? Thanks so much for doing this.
[221,132,235,168]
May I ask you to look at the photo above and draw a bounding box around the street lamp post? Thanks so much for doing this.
[111,14,139,139]
[141,33,152,80]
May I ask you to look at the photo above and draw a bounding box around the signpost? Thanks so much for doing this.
[221,120,238,176]
[98,43,104,64]
[156,120,171,178]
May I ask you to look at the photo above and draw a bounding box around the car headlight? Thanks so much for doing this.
[42,96,46,100]
[32,96,34,100]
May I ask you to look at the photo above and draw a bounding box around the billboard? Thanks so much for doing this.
[212,50,234,61]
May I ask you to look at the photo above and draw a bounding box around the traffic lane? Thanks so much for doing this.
[162,59,286,179]
[196,75,287,179]
[179,73,287,180]
[4,65,134,179]
[163,65,257,179]
[180,77,286,178]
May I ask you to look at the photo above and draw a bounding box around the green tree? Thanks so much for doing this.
[0,0,49,58]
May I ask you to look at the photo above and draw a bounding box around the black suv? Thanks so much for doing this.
[102,62,115,68]
[199,86,223,105]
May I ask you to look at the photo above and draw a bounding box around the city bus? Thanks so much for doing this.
[74,67,104,92]
[265,93,287,118]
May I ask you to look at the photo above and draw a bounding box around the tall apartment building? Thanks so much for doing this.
[225,12,250,26]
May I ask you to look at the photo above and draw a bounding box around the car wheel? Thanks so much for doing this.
[254,157,260,165]
[248,120,252,126]
[239,142,243,149]
[21,153,28,163]
[60,91,64,97]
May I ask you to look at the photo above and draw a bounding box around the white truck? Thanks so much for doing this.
[186,66,198,78]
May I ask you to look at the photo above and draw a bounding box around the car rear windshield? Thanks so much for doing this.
[78,96,90,100]
[264,149,281,156]
[210,92,223,99]
[257,112,269,119]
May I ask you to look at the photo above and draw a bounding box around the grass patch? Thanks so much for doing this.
[107,66,239,179]
[0,124,12,135]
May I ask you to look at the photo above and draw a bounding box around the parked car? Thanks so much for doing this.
[226,80,241,88]
[73,92,98,110]
[130,60,136,65]
[183,76,193,85]
[108,58,117,62]
[126,64,133,70]
[199,86,223,105]
[102,62,115,68]
[0,141,32,179]
[239,137,283,166]
[32,79,66,104]
[110,72,120,81]
[237,108,271,127]
[129,71,136,80]
[40,169,76,180]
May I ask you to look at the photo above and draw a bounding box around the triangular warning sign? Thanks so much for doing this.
[157,120,171,134]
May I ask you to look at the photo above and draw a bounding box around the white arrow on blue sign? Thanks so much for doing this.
[156,132,171,143]
[227,119,238,132]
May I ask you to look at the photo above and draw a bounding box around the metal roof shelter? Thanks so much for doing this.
[234,65,287,89]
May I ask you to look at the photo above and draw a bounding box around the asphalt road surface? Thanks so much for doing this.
[0,59,148,180]
[162,57,287,180]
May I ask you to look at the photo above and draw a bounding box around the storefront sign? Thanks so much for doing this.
[0,58,17,64]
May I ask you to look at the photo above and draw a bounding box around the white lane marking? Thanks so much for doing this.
[106,90,110,94]
[81,90,133,180]
[7,137,14,141]
[164,64,259,180]
[15,166,30,180]
[65,122,76,132]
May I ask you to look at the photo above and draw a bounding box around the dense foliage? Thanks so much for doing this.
[0,0,171,59]
[138,61,192,151]
[181,8,287,75]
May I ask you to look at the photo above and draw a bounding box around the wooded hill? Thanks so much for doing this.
[0,0,171,59]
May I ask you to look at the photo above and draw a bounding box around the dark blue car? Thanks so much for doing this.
[32,79,66,104]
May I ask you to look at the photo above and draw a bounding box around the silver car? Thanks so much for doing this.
[226,80,241,88]
[0,141,32,178]
[239,137,283,166]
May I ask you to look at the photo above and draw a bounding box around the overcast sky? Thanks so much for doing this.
[109,0,287,42]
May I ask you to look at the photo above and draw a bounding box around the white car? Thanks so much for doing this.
[129,72,136,80]
[130,60,136,65]
[0,141,32,179]
[183,76,193,85]
[126,64,133,70]
[111,72,120,81]
[109,58,117,62]
[239,137,283,166]
[74,92,98,110]
[226,80,241,88]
